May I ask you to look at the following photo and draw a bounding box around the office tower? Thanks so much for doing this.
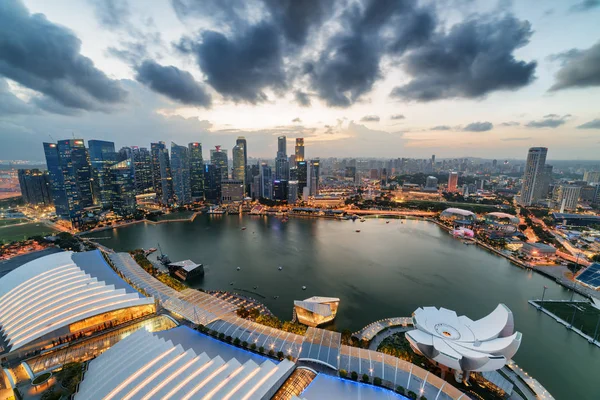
[150,142,173,204]
[232,143,245,183]
[210,146,229,180]
[132,147,153,194]
[221,180,244,203]
[297,161,307,195]
[275,136,289,180]
[345,166,356,181]
[236,136,247,169]
[204,164,221,202]
[18,169,52,205]
[273,179,288,201]
[117,146,133,162]
[259,163,273,199]
[520,147,548,206]
[188,142,204,200]
[111,159,137,216]
[88,140,117,207]
[554,185,581,211]
[295,138,304,162]
[541,165,553,199]
[289,167,298,181]
[288,181,298,204]
[278,136,286,156]
[432,155,435,165]
[43,139,94,228]
[583,171,600,184]
[447,172,458,192]
[425,176,438,191]
[171,142,191,205]
[309,159,320,196]
[247,163,259,199]
[289,154,296,169]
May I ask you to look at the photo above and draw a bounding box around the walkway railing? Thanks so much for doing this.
[353,317,413,342]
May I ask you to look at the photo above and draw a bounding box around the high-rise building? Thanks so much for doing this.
[297,161,307,195]
[110,159,137,216]
[554,185,581,211]
[232,143,245,185]
[519,147,548,206]
[288,181,298,204]
[259,163,272,199]
[150,142,173,204]
[171,142,191,205]
[309,159,320,196]
[236,137,247,169]
[295,138,305,163]
[188,142,204,200]
[210,146,229,181]
[132,147,153,194]
[275,136,289,180]
[447,172,458,192]
[583,171,600,184]
[273,179,288,201]
[88,140,117,207]
[43,139,94,228]
[541,164,553,199]
[221,180,244,203]
[277,136,287,157]
[204,164,221,202]
[18,169,52,205]
[425,176,438,191]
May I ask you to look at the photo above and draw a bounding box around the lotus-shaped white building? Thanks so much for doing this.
[406,304,521,380]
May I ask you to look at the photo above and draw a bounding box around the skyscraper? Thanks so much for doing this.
[210,146,229,181]
[275,136,289,180]
[295,138,305,162]
[309,159,320,196]
[18,169,52,205]
[236,136,247,169]
[43,142,68,219]
[150,142,173,204]
[259,163,273,199]
[88,140,117,207]
[132,147,153,194]
[232,143,245,184]
[110,159,137,216]
[583,171,600,184]
[171,142,191,205]
[447,172,458,192]
[204,164,221,202]
[188,142,204,200]
[277,136,286,156]
[297,161,307,196]
[519,147,548,206]
[554,185,581,211]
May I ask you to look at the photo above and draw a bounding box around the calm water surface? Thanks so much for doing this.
[87,215,600,399]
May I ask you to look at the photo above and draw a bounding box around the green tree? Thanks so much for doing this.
[350,371,358,381]
[269,349,275,357]
[361,374,369,383]
[373,377,382,386]
[396,386,405,395]
[259,346,265,354]
[408,390,417,399]
[233,337,241,346]
[218,332,225,340]
[277,351,284,359]
[242,341,248,348]
[250,343,257,351]
[339,369,347,378]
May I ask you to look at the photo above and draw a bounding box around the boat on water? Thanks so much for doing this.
[241,227,247,230]
[360,218,366,222]
[157,243,171,265]
[386,221,390,224]
[278,266,283,271]
[355,230,361,233]
[302,286,307,290]
[237,267,241,271]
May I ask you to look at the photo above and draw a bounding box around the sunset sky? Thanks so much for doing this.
[2,0,600,160]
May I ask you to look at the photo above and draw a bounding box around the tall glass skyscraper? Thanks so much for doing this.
[204,164,221,202]
[260,163,273,199]
[295,138,304,162]
[210,146,229,181]
[520,147,548,206]
[89,140,117,208]
[151,142,173,204]
[132,147,154,194]
[110,159,137,216]
[275,136,289,180]
[188,142,204,200]
[297,161,307,196]
[18,169,52,205]
[236,136,247,169]
[232,143,245,189]
[171,142,191,205]
[309,159,320,196]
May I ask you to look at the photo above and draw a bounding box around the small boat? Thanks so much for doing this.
[230,281,234,285]
[278,266,283,271]
[241,227,247,230]
[360,218,365,222]
[355,230,361,233]
[273,296,279,299]
[236,267,241,271]
[253,285,258,289]
[302,286,307,290]
[386,221,390,224]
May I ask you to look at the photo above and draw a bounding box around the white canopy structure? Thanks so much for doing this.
[76,328,294,400]
[294,296,340,327]
[406,304,521,379]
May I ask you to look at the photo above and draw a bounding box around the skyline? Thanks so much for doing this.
[1,0,600,160]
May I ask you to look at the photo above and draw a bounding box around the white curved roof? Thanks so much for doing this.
[0,251,153,352]
[486,212,520,223]
[76,328,294,400]
[406,304,521,372]
[441,208,476,217]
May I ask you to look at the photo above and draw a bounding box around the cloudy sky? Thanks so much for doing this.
[1,0,600,161]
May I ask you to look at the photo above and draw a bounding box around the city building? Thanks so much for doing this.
[424,176,438,192]
[168,260,204,281]
[406,304,521,382]
[43,139,94,228]
[309,159,320,196]
[273,179,289,201]
[150,142,173,205]
[17,169,52,205]
[0,250,155,362]
[221,179,244,203]
[110,159,137,216]
[210,145,229,180]
[170,142,191,205]
[232,142,245,189]
[440,208,476,223]
[583,171,600,184]
[519,242,557,260]
[259,163,273,199]
[236,136,248,169]
[297,160,308,195]
[204,164,221,202]
[519,147,548,206]
[447,171,458,192]
[575,263,600,289]
[295,138,305,162]
[553,185,581,211]
[188,142,204,200]
[552,212,600,226]
[88,140,117,207]
[275,136,289,180]
[288,181,299,204]
[131,147,154,194]
[294,297,340,327]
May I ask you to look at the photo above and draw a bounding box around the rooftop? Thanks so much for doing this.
[169,259,202,272]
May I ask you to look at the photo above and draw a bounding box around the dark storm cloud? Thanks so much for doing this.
[463,121,493,132]
[390,114,406,120]
[89,0,130,28]
[0,0,127,112]
[431,125,452,131]
[525,115,569,128]
[0,78,36,116]
[170,0,254,25]
[391,14,536,102]
[189,23,286,103]
[549,41,600,91]
[134,60,211,107]
[570,0,600,12]
[294,91,311,107]
[577,119,600,129]
[361,115,380,122]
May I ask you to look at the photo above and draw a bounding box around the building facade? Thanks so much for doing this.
[17,169,52,206]
[150,142,174,204]
[111,159,137,216]
[204,164,221,202]
[447,172,458,192]
[295,138,304,162]
[132,147,154,195]
[188,142,204,200]
[210,146,229,181]
[519,147,548,206]
[221,179,244,203]
[232,143,245,187]
[88,140,117,207]
[171,142,191,205]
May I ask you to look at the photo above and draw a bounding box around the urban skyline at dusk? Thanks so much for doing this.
[1,0,600,160]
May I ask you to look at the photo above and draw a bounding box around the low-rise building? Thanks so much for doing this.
[519,242,556,259]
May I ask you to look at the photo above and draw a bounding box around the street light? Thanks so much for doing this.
[540,285,548,308]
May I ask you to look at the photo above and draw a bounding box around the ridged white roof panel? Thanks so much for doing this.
[0,251,153,352]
